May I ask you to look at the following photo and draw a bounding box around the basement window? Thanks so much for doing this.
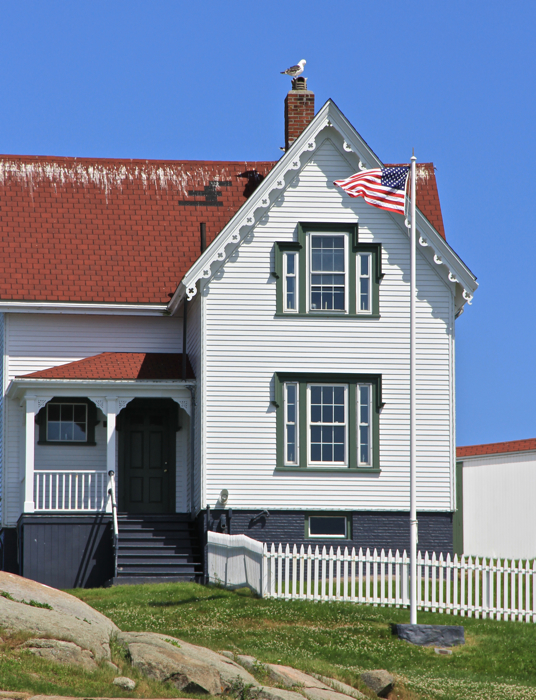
[306,514,350,539]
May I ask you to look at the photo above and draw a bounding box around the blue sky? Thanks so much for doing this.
[1,1,534,447]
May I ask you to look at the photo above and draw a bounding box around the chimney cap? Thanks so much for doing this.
[291,76,308,91]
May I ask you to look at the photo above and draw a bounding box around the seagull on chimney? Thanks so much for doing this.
[281,59,306,77]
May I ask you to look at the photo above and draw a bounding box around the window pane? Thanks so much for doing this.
[309,516,347,537]
[287,253,295,275]
[61,404,73,421]
[360,426,370,464]
[360,254,370,276]
[74,405,86,423]
[61,422,73,441]
[74,422,87,440]
[311,386,321,404]
[48,404,60,421]
[360,278,370,311]
[286,425,296,463]
[286,278,295,310]
[311,442,322,462]
[47,422,60,441]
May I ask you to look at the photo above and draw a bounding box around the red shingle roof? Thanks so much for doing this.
[385,163,445,239]
[0,154,446,305]
[0,155,274,304]
[457,439,536,458]
[17,352,195,380]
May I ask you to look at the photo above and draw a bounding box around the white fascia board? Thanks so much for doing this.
[7,377,195,401]
[0,301,170,316]
[174,99,477,307]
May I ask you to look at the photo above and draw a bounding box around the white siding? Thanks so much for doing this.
[462,451,536,559]
[186,295,202,512]
[6,313,182,381]
[202,138,454,512]
[3,313,184,525]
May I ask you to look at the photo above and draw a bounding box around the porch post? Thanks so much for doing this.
[23,396,37,513]
[106,398,118,514]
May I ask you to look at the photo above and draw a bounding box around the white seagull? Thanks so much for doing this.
[281,59,306,77]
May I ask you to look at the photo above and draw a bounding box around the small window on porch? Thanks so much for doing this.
[37,398,98,446]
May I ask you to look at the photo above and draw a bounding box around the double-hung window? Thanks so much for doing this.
[275,223,382,316]
[277,373,382,471]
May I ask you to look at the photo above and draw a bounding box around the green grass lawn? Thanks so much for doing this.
[68,582,536,700]
[3,581,536,700]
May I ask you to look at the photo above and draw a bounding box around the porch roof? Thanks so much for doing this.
[16,352,195,381]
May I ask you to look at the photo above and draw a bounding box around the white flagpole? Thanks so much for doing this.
[410,153,418,625]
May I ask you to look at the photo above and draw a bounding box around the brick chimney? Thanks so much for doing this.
[285,77,315,151]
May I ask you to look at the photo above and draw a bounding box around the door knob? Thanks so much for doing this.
[164,469,168,473]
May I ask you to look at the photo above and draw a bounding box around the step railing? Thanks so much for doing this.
[108,470,119,579]
[34,470,108,511]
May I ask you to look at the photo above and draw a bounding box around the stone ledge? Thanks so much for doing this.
[393,624,465,647]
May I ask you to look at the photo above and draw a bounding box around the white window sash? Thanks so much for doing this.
[307,383,348,467]
[357,252,372,314]
[357,384,372,466]
[284,382,299,465]
[307,233,349,314]
[283,252,298,313]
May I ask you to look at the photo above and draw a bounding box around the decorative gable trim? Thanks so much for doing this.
[174,100,477,312]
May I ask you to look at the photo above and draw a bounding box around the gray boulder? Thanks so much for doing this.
[0,572,117,660]
[21,638,98,672]
[303,688,365,700]
[360,670,395,698]
[113,676,137,690]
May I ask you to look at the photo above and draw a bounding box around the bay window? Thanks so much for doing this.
[275,223,382,317]
[276,373,382,471]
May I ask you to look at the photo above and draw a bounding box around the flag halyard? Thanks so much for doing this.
[334,166,410,215]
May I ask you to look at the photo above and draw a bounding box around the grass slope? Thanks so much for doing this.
[68,582,536,700]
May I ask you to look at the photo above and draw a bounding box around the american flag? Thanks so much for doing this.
[334,166,410,215]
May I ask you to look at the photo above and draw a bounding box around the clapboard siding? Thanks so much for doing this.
[186,295,202,512]
[461,451,536,559]
[202,139,454,511]
[6,313,182,381]
[2,313,184,526]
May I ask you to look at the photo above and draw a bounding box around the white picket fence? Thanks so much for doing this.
[207,531,265,595]
[207,534,536,622]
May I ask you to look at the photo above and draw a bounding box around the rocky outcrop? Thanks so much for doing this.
[21,639,98,672]
[118,631,258,695]
[0,572,117,660]
[112,677,136,690]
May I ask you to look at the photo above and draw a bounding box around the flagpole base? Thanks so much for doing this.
[393,624,465,647]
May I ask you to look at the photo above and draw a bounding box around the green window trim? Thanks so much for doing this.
[274,222,382,317]
[36,397,99,446]
[275,372,382,471]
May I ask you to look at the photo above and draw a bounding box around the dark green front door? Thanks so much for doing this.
[119,399,177,514]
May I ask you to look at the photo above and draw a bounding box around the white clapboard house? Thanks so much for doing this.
[0,79,477,588]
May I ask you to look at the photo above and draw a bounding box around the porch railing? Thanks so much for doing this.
[34,470,109,511]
